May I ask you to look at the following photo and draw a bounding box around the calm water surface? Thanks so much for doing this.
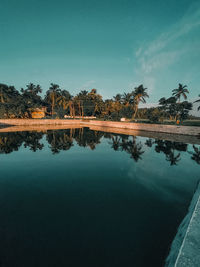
[0,128,199,267]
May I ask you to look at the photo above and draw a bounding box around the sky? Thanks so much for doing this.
[0,0,200,104]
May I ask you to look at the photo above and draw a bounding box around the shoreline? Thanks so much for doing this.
[0,119,200,141]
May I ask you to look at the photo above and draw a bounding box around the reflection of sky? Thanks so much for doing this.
[0,132,199,208]
[126,141,199,204]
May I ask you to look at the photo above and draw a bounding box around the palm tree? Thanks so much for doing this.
[57,90,72,111]
[122,92,132,106]
[104,99,115,115]
[21,83,42,95]
[113,94,122,103]
[133,84,149,119]
[45,83,61,116]
[0,84,5,103]
[0,84,20,104]
[172,83,189,102]
[194,95,200,111]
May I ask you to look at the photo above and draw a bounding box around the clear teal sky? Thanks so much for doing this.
[0,0,200,102]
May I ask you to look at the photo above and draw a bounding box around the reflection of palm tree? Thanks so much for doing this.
[108,135,144,162]
[120,136,129,151]
[0,133,24,153]
[154,140,187,165]
[110,136,121,151]
[23,132,44,152]
[166,150,181,165]
[74,128,103,150]
[46,130,74,154]
[145,138,154,147]
[126,139,144,162]
[189,145,200,164]
[0,132,44,153]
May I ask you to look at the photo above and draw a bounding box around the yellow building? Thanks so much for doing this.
[31,107,46,119]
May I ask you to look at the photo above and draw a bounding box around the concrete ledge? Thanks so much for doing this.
[88,125,200,145]
[0,119,200,138]
[0,119,82,126]
[165,183,200,266]
[0,125,82,133]
[83,120,200,137]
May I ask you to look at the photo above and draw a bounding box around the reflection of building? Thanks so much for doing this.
[31,107,47,119]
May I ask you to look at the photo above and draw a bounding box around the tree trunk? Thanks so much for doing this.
[0,89,4,103]
[82,105,84,118]
[51,93,55,117]
[133,104,138,120]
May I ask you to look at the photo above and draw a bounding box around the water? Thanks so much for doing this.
[0,128,199,267]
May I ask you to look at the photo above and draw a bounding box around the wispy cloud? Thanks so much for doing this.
[133,1,200,97]
[137,2,200,58]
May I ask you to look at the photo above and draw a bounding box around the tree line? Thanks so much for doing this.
[0,82,199,122]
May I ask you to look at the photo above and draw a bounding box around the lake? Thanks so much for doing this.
[0,128,199,267]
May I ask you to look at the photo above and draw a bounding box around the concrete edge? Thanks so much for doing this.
[0,119,200,137]
[165,183,200,267]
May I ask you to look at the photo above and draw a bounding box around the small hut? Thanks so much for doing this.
[31,107,47,119]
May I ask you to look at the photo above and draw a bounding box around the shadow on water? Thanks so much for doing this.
[0,127,200,165]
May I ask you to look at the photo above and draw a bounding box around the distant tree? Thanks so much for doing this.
[133,85,149,119]
[20,83,43,116]
[75,89,103,117]
[159,95,192,122]
[172,83,189,102]
[56,90,72,117]
[122,92,134,106]
[44,83,61,117]
[113,94,122,103]
[146,108,161,123]
[194,95,200,111]
[0,84,26,118]
[119,106,133,119]
[0,84,21,104]
[177,101,193,121]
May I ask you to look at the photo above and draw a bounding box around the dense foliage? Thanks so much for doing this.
[0,82,198,122]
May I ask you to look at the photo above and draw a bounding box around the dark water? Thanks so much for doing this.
[0,128,199,267]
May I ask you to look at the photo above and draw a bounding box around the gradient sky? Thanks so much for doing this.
[0,0,200,103]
